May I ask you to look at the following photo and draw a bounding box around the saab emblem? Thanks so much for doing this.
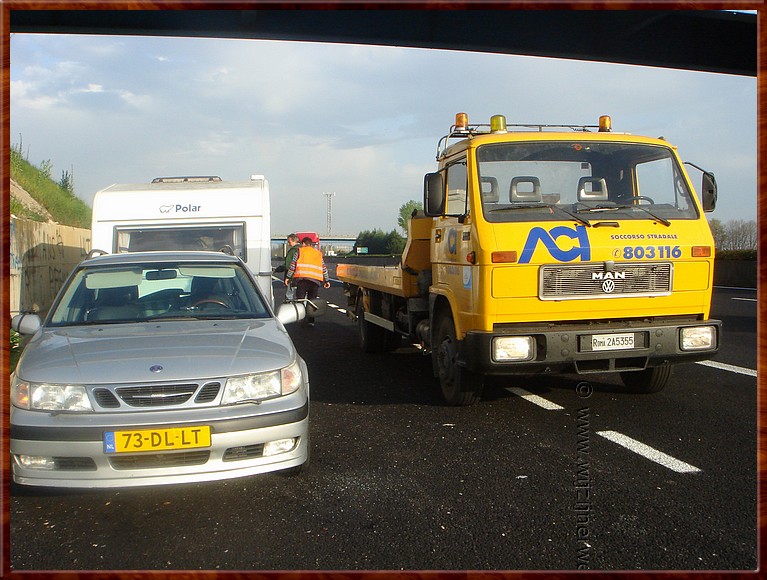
[519,225,591,264]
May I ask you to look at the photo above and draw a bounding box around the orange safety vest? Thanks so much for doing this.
[293,246,325,282]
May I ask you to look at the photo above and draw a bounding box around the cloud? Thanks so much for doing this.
[10,33,757,234]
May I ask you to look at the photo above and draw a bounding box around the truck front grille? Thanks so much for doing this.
[539,262,673,300]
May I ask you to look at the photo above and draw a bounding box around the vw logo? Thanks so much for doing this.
[149,365,164,373]
[601,279,616,293]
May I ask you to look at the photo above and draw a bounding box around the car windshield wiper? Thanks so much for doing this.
[143,315,206,321]
[615,204,671,227]
[490,202,591,226]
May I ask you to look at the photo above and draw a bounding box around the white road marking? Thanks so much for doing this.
[695,360,757,377]
[506,387,564,410]
[597,430,701,473]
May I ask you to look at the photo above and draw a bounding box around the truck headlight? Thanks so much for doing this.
[680,326,717,351]
[493,336,535,362]
[12,378,93,412]
[222,361,303,404]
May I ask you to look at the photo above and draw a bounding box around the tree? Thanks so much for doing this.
[59,169,74,195]
[397,200,423,235]
[708,218,757,251]
[708,218,727,250]
[725,220,757,251]
[354,229,406,255]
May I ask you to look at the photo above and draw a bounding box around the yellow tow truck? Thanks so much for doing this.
[337,113,721,405]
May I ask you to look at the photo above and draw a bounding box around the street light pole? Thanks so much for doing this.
[323,191,335,236]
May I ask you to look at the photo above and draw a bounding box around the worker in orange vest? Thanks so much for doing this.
[285,237,330,327]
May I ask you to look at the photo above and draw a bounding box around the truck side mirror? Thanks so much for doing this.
[701,172,717,212]
[424,172,445,216]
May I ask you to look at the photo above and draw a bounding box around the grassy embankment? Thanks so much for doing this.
[10,145,93,371]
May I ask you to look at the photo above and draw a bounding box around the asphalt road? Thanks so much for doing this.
[8,278,757,572]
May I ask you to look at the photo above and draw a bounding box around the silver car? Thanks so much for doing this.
[11,251,313,488]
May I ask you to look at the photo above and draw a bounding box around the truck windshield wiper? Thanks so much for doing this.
[572,202,670,227]
[550,204,591,227]
[490,203,590,226]
[615,204,671,227]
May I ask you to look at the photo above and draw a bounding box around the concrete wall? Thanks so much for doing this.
[10,217,91,317]
[713,259,757,289]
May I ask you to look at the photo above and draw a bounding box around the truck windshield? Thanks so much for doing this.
[476,142,699,224]
[115,225,245,259]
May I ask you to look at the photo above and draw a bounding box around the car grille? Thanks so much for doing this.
[109,451,210,470]
[117,384,199,407]
[539,262,673,300]
[92,382,222,410]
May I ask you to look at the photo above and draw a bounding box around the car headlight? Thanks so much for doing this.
[222,361,303,404]
[12,378,94,412]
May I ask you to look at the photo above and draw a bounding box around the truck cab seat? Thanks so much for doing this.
[510,176,542,203]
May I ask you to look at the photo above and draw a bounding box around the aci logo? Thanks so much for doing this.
[519,225,591,264]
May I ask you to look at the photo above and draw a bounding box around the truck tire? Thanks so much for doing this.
[357,299,386,353]
[620,365,672,394]
[434,314,484,406]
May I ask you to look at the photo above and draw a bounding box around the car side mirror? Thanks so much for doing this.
[12,313,42,335]
[276,302,305,325]
[276,298,327,325]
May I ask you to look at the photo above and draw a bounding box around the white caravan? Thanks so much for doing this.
[91,175,273,305]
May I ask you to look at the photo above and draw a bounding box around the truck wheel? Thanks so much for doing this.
[356,299,386,353]
[434,315,483,406]
[620,365,672,394]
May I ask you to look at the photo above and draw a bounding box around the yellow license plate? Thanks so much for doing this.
[104,426,211,454]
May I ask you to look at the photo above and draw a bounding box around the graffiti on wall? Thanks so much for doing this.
[10,217,91,316]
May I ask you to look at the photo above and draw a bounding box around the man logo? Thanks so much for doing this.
[519,225,591,264]
[592,271,626,280]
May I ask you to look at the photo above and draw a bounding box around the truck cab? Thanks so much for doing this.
[422,113,720,402]
[339,113,721,406]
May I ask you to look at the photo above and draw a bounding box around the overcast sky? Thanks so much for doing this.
[10,31,756,237]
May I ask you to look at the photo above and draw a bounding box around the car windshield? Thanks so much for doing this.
[47,261,270,326]
[477,141,699,223]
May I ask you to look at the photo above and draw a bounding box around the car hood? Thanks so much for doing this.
[16,319,297,384]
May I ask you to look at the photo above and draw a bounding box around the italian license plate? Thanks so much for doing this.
[104,426,211,454]
[590,333,635,351]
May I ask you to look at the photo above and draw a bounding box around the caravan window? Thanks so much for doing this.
[115,224,246,259]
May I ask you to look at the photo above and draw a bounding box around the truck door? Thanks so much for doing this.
[432,159,473,321]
